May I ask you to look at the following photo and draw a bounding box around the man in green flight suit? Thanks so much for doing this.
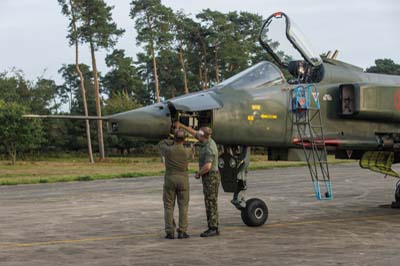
[175,122,220,237]
[159,129,191,239]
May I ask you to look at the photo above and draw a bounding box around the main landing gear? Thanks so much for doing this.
[391,180,400,209]
[218,146,268,226]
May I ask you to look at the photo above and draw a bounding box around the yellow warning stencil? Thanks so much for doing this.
[260,114,278,120]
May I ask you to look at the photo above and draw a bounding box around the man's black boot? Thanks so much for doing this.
[165,233,175,239]
[200,228,219,237]
[177,232,190,239]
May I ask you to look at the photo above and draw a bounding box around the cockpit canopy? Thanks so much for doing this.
[214,61,285,91]
[259,12,322,68]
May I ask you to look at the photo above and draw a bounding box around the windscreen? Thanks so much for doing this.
[215,61,284,91]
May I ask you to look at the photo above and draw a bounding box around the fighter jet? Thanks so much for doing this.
[27,12,400,227]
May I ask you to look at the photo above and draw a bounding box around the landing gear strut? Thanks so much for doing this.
[391,180,400,209]
[218,146,269,226]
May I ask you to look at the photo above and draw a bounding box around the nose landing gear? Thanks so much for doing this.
[219,146,269,227]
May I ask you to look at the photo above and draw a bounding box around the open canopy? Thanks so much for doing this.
[259,12,322,68]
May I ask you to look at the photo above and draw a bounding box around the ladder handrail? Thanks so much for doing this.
[291,85,333,200]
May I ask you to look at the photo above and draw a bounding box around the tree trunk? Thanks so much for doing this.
[70,0,94,163]
[69,89,73,112]
[200,39,208,89]
[11,153,16,165]
[147,15,160,103]
[53,97,58,113]
[150,44,160,102]
[198,64,203,89]
[6,143,16,165]
[178,43,189,94]
[214,48,220,84]
[90,42,106,160]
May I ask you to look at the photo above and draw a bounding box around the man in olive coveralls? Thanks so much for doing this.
[159,129,190,239]
[175,122,220,237]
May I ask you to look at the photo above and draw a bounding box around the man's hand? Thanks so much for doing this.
[194,172,201,179]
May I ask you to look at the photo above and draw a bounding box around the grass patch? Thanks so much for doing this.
[75,175,92,181]
[0,155,354,186]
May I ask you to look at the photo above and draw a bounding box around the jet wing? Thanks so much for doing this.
[167,91,222,112]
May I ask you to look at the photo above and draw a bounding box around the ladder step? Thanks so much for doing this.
[306,142,326,145]
[294,123,323,128]
[308,158,328,162]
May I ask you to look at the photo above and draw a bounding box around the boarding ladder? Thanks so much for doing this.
[291,85,333,200]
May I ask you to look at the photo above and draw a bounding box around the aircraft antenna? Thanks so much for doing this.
[332,50,339,60]
[325,51,332,58]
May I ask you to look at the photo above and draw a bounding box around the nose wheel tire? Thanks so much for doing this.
[392,180,400,208]
[241,198,268,227]
[395,181,400,202]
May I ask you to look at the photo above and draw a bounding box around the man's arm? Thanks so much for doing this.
[158,139,174,157]
[175,122,198,138]
[195,147,215,179]
[195,163,212,179]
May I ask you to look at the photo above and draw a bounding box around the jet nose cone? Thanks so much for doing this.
[108,103,171,139]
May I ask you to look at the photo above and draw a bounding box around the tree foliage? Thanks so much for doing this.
[104,91,142,115]
[0,71,60,114]
[0,100,44,164]
[59,0,125,51]
[130,0,174,102]
[366,58,400,75]
[130,3,271,99]
[58,63,97,114]
[102,49,148,103]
